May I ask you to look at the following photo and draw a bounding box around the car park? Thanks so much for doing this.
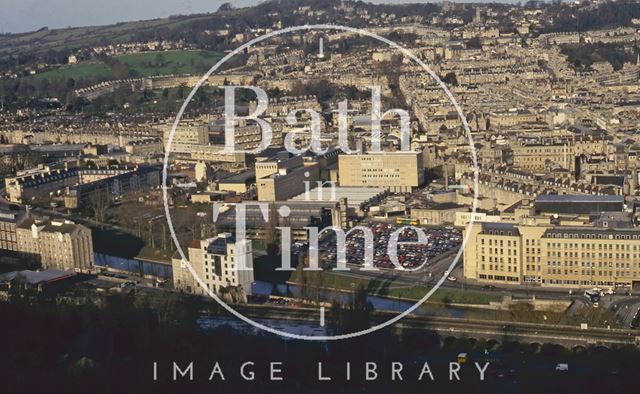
[320,222,462,270]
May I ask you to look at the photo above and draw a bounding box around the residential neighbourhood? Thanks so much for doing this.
[2,0,640,392]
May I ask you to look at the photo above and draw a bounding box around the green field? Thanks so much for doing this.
[116,50,222,77]
[31,62,114,81]
[30,50,223,82]
[289,270,502,305]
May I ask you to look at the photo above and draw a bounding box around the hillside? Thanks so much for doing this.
[28,50,222,82]
[0,14,217,56]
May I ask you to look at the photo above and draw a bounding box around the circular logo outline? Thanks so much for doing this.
[162,24,480,341]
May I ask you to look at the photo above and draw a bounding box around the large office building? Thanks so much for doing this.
[124,138,164,156]
[255,153,320,201]
[338,151,424,193]
[464,221,640,288]
[187,144,247,165]
[16,217,94,272]
[488,110,537,128]
[172,233,253,296]
[511,143,575,172]
[162,122,208,155]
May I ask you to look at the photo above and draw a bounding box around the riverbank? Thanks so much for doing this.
[288,270,502,305]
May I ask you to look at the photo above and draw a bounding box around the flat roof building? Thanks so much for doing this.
[256,154,320,201]
[338,151,424,193]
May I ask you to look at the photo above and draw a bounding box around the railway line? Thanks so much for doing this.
[233,304,640,347]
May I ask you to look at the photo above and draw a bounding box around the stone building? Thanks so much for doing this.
[172,233,253,298]
[338,151,424,193]
[16,217,94,272]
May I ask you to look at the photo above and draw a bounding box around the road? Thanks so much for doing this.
[334,251,579,301]
[609,297,640,328]
[327,250,640,327]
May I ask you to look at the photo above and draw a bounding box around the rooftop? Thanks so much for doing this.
[480,222,520,236]
[0,269,76,285]
[536,194,624,203]
[18,217,85,234]
[289,186,387,206]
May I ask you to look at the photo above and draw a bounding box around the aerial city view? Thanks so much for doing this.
[1,0,640,392]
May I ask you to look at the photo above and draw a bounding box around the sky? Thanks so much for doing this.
[0,0,528,34]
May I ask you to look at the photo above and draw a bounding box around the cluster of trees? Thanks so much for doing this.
[561,42,638,71]
[0,77,79,109]
[0,151,38,177]
[1,291,640,392]
[289,80,372,106]
[541,0,640,33]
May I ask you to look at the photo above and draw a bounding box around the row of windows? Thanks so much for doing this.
[361,174,402,178]
[547,261,636,268]
[478,274,519,282]
[0,234,17,241]
[547,243,639,251]
[546,269,637,277]
[361,168,400,172]
[481,239,519,247]
[546,233,640,240]
[543,279,623,286]
[482,256,519,264]
[548,252,639,260]
[481,247,518,255]
[547,261,638,269]
[481,264,518,272]
[205,275,237,284]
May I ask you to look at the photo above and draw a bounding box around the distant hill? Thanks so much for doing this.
[0,14,218,56]
[0,0,434,58]
[1,0,639,61]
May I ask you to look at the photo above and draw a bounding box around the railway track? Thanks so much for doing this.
[233,304,640,347]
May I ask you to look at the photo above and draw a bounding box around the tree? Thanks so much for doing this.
[442,72,458,86]
[217,3,234,12]
[176,84,186,99]
[466,36,482,50]
[328,284,374,334]
[89,189,111,224]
